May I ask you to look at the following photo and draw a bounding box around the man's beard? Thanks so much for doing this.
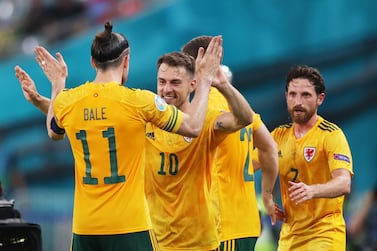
[288,107,315,124]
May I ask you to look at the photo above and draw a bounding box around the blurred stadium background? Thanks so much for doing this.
[0,0,376,250]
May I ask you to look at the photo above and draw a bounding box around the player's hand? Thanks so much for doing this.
[34,46,67,91]
[262,192,277,226]
[211,64,231,90]
[275,203,286,222]
[288,181,314,205]
[195,35,223,86]
[14,65,41,105]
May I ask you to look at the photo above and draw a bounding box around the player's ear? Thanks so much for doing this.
[123,54,130,67]
[317,93,325,106]
[90,57,97,71]
[189,79,197,93]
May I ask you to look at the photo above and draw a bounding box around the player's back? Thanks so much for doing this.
[53,81,174,235]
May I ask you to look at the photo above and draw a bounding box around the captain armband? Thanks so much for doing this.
[50,117,65,135]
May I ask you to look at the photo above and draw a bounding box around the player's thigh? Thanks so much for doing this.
[219,237,257,251]
[72,230,159,251]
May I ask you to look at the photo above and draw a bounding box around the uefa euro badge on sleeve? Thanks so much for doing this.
[155,95,168,111]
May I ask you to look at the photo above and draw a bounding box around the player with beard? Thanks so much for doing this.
[270,65,353,251]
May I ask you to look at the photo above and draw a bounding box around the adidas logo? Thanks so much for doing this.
[146,132,155,140]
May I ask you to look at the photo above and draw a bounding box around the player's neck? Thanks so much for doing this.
[93,69,122,85]
[294,114,318,138]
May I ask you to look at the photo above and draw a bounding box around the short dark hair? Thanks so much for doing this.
[157,52,195,77]
[91,21,130,70]
[181,35,213,59]
[285,65,325,95]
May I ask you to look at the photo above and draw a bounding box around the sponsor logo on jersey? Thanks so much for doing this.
[334,153,350,163]
[303,147,316,162]
[183,136,192,143]
[155,95,167,111]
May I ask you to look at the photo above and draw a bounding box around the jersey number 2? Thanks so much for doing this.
[76,128,126,185]
[240,127,254,182]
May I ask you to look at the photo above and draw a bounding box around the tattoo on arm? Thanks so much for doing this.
[264,189,273,194]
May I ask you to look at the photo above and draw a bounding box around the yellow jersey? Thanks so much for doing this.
[144,108,226,251]
[53,81,183,235]
[209,87,262,240]
[272,116,353,251]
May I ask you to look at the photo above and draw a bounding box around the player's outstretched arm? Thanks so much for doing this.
[177,35,223,137]
[211,67,253,133]
[34,46,68,89]
[14,65,50,114]
[33,46,68,141]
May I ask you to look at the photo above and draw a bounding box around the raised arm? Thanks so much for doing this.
[211,66,253,133]
[33,46,68,140]
[176,36,223,137]
[14,66,50,114]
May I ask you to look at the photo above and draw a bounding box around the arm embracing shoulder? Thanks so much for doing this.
[177,35,224,137]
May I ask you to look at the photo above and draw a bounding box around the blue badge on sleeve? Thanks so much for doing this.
[333,153,350,163]
[155,95,167,111]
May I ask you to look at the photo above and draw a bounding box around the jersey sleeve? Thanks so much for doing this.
[53,89,70,128]
[325,129,353,175]
[139,90,183,133]
[252,113,263,131]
